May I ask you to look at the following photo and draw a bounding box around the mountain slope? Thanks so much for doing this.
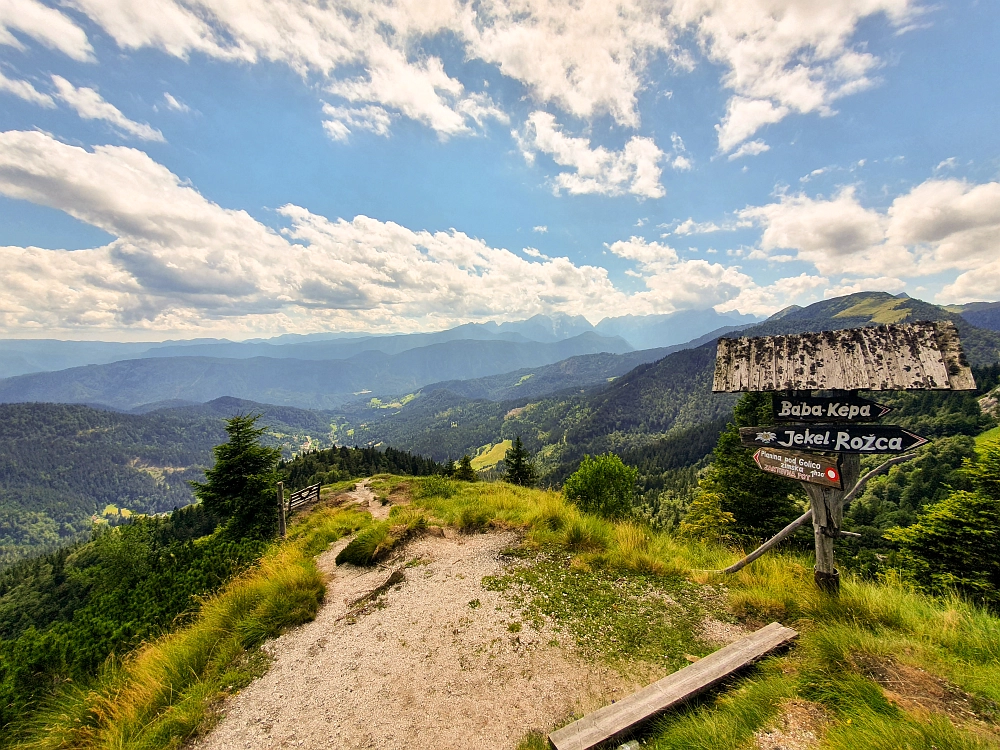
[0,333,632,410]
[334,292,1000,476]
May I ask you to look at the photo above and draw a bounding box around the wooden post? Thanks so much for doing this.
[277,481,286,538]
[802,454,859,594]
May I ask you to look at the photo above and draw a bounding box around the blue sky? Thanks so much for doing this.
[0,0,998,340]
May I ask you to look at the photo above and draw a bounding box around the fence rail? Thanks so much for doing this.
[287,482,321,512]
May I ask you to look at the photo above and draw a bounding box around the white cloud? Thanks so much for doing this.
[532,225,548,233]
[607,235,760,312]
[0,68,54,106]
[463,0,674,128]
[728,139,770,160]
[716,97,787,153]
[52,76,165,142]
[322,104,392,141]
[0,130,642,333]
[0,0,94,61]
[824,276,906,297]
[0,129,833,335]
[718,273,828,317]
[671,218,722,235]
[740,178,1000,293]
[163,92,190,112]
[672,0,917,152]
[516,111,665,198]
[740,186,888,274]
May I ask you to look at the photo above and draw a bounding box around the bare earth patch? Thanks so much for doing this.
[190,486,637,750]
[754,699,829,750]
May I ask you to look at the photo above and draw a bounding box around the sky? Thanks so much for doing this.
[0,0,999,341]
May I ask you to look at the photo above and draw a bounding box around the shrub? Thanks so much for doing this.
[563,453,638,519]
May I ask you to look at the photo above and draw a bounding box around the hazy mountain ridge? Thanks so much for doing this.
[0,309,753,379]
[330,292,1000,477]
[0,333,633,410]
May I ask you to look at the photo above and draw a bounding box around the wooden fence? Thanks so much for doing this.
[276,481,322,537]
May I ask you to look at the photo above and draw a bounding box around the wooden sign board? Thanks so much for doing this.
[740,424,928,454]
[772,393,890,423]
[754,447,842,488]
[713,321,976,393]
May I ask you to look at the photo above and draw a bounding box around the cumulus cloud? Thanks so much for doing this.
[671,0,917,153]
[0,130,644,333]
[718,273,829,317]
[53,0,908,151]
[516,111,665,198]
[728,140,770,160]
[322,104,392,141]
[52,76,165,142]
[669,218,723,235]
[606,236,760,311]
[0,0,94,61]
[0,130,830,334]
[740,179,1000,298]
[532,225,548,233]
[0,68,54,106]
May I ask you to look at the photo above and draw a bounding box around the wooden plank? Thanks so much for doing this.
[713,322,974,392]
[548,622,798,750]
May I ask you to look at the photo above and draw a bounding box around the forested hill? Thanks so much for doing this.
[333,292,1000,482]
[0,401,439,566]
[0,403,225,566]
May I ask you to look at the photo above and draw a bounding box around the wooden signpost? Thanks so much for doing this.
[739,424,929,453]
[713,320,977,593]
[753,447,842,488]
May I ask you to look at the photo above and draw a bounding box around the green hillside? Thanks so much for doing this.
[332,292,1000,484]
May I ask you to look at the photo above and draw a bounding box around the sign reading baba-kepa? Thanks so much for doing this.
[772,393,890,423]
[753,447,842,488]
[740,425,928,454]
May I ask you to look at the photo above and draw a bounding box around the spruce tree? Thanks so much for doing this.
[693,393,803,543]
[455,455,478,482]
[504,436,537,487]
[190,414,281,539]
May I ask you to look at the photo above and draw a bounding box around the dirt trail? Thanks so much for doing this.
[191,481,637,750]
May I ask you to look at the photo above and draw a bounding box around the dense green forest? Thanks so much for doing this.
[279,445,441,490]
[0,420,437,741]
[0,403,225,566]
[326,292,1000,486]
[0,505,266,738]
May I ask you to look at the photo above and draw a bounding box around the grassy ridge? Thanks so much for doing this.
[9,503,369,750]
[14,476,1000,749]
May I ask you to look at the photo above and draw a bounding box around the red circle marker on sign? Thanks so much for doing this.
[825,467,839,481]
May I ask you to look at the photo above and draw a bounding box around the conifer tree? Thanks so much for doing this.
[455,455,478,482]
[190,414,281,539]
[504,436,537,487]
[693,392,802,543]
[886,440,1000,606]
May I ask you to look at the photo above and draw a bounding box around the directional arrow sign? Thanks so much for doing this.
[740,424,928,454]
[772,393,891,423]
[753,447,842,488]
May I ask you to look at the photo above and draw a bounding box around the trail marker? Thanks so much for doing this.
[772,393,890,422]
[739,424,928,454]
[753,447,842,488]
[712,320,977,594]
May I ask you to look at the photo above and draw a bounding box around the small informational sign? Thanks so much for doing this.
[753,447,842,488]
[772,393,891,423]
[739,424,928,454]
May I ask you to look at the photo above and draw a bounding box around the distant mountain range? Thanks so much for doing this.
[329,292,1000,475]
[0,309,757,379]
[0,332,634,410]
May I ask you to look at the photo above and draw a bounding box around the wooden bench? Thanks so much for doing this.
[548,621,798,750]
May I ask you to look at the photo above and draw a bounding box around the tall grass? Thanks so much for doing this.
[414,476,1000,749]
[12,505,368,750]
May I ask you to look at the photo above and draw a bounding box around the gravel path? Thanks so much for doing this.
[191,482,637,750]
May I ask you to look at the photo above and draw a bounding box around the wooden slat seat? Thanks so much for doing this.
[548,622,798,750]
